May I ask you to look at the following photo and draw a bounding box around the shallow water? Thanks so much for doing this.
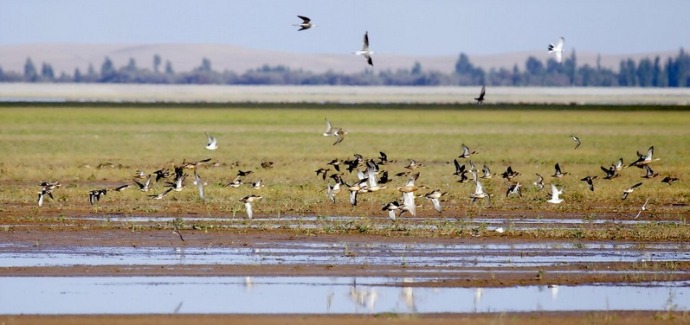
[1,241,687,268]
[0,276,686,314]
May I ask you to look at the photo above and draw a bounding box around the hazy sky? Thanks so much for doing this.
[1,0,689,56]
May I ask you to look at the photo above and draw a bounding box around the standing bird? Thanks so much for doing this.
[294,15,316,31]
[205,132,218,150]
[240,195,263,219]
[354,31,374,66]
[474,85,486,104]
[622,182,643,200]
[580,176,597,192]
[547,37,565,63]
[547,184,564,204]
[571,135,581,149]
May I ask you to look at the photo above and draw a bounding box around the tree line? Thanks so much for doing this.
[1,49,689,87]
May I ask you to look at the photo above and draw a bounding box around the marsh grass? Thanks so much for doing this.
[0,104,689,240]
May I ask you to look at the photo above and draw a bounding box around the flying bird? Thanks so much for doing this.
[629,146,660,167]
[634,198,650,219]
[205,132,218,150]
[571,135,581,149]
[424,189,445,213]
[552,163,568,178]
[354,31,374,66]
[323,118,348,145]
[661,176,679,185]
[547,37,565,63]
[294,15,316,31]
[547,184,563,204]
[474,85,486,104]
[533,173,545,190]
[641,165,658,178]
[506,182,522,197]
[458,144,477,158]
[382,201,401,221]
[622,182,643,200]
[240,195,263,219]
[470,177,491,206]
[502,166,520,181]
[580,176,597,192]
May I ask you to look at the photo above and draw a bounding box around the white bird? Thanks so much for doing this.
[205,132,218,150]
[548,37,565,63]
[194,170,205,202]
[397,173,419,216]
[294,15,316,31]
[241,195,262,219]
[634,198,650,219]
[354,31,374,66]
[424,189,445,213]
[470,174,491,206]
[547,184,563,204]
[382,201,401,221]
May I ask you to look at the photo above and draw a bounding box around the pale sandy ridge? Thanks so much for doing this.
[1,83,690,105]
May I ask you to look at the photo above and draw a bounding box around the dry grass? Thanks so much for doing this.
[0,104,688,240]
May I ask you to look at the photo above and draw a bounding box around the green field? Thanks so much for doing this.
[0,103,689,222]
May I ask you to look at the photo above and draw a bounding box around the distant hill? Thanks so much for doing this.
[0,43,679,76]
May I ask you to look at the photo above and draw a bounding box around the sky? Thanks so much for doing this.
[1,0,689,56]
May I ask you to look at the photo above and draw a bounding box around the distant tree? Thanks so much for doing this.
[153,54,162,73]
[86,64,98,82]
[73,68,83,82]
[199,58,212,72]
[100,57,117,82]
[125,58,137,72]
[411,62,422,75]
[24,57,38,81]
[164,60,175,75]
[637,58,653,87]
[40,62,55,81]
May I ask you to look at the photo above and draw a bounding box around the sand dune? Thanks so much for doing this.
[0,43,679,76]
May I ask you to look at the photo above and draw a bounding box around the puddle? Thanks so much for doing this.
[48,215,685,233]
[1,241,688,268]
[0,276,686,314]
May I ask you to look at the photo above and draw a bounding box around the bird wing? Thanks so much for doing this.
[555,51,562,63]
[402,192,416,216]
[645,146,654,161]
[362,31,369,50]
[298,15,310,23]
[324,119,333,135]
[431,198,442,212]
[245,202,253,219]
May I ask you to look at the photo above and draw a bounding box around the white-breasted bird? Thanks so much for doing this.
[294,15,316,31]
[354,31,374,66]
[547,184,563,204]
[547,37,565,63]
[205,132,218,150]
[240,195,263,219]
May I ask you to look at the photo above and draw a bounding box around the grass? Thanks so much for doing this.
[0,103,689,240]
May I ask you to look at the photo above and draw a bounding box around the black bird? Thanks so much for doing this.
[88,189,107,205]
[294,15,316,31]
[600,165,619,180]
[661,176,679,185]
[502,166,520,180]
[580,176,597,191]
[552,163,568,178]
[474,85,486,104]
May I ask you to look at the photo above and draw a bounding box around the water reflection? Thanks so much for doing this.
[0,277,686,315]
[1,241,688,269]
